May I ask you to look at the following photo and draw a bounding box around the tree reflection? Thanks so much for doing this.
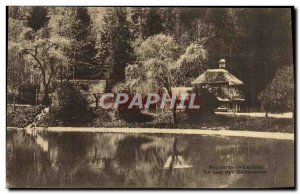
[7,130,294,188]
[116,136,151,168]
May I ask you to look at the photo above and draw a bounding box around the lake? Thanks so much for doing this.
[6,129,294,188]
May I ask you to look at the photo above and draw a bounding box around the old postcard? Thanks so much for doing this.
[7,6,295,189]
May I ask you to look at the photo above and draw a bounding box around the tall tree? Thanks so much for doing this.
[176,43,208,85]
[130,8,145,39]
[8,17,30,108]
[126,34,208,123]
[142,8,165,38]
[19,28,70,105]
[99,8,133,89]
[48,7,98,79]
[27,6,49,32]
[72,7,98,79]
[206,8,239,69]
[232,8,293,107]
[8,6,31,21]
[130,8,165,39]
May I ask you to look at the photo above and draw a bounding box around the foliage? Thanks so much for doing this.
[142,8,165,37]
[26,6,49,32]
[48,7,98,79]
[128,34,179,93]
[126,34,209,123]
[117,110,154,123]
[99,8,133,89]
[87,109,112,127]
[90,83,106,108]
[8,7,31,20]
[8,7,294,112]
[112,82,129,94]
[50,81,93,126]
[19,27,70,105]
[18,83,38,105]
[7,106,41,128]
[82,110,293,133]
[131,8,165,39]
[189,87,218,115]
[135,34,179,62]
[176,43,208,84]
[259,65,294,114]
[8,18,31,104]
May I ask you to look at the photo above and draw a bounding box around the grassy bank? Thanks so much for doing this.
[40,109,294,133]
[87,111,294,133]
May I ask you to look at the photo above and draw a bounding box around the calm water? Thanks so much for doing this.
[7,129,294,188]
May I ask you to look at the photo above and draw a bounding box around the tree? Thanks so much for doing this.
[19,28,70,105]
[259,65,294,117]
[173,8,214,50]
[99,8,133,89]
[8,42,24,108]
[47,7,98,79]
[27,6,49,32]
[126,34,206,123]
[176,43,208,85]
[8,6,31,21]
[142,8,165,37]
[72,7,98,79]
[230,8,293,107]
[8,17,31,109]
[160,8,178,35]
[91,83,105,108]
[206,8,239,69]
[128,35,178,123]
[130,8,145,39]
[130,8,165,39]
[51,81,93,126]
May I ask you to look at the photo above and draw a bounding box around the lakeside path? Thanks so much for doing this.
[32,127,295,141]
[215,112,293,119]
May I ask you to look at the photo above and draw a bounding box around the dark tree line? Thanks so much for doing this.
[8,7,293,109]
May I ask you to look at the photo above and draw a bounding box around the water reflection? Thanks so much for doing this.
[7,129,294,188]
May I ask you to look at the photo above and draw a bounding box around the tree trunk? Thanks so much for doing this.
[172,107,177,124]
[95,98,99,109]
[12,94,16,112]
[265,111,268,118]
[41,87,50,106]
[167,88,178,125]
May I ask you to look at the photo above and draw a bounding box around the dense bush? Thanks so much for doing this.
[7,83,38,105]
[7,106,41,128]
[86,109,112,127]
[117,110,154,123]
[18,83,38,105]
[187,87,218,116]
[47,81,94,126]
[259,65,294,116]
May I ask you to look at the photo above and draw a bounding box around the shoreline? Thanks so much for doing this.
[18,127,295,141]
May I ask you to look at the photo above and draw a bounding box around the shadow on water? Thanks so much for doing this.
[6,129,294,188]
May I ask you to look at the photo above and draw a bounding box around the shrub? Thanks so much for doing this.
[259,65,294,115]
[87,109,112,127]
[7,106,41,128]
[18,83,38,105]
[49,81,93,126]
[117,109,154,123]
[187,87,218,115]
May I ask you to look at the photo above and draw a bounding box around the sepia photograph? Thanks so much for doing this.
[6,6,295,189]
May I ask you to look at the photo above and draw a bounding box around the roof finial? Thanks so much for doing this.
[219,59,226,69]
